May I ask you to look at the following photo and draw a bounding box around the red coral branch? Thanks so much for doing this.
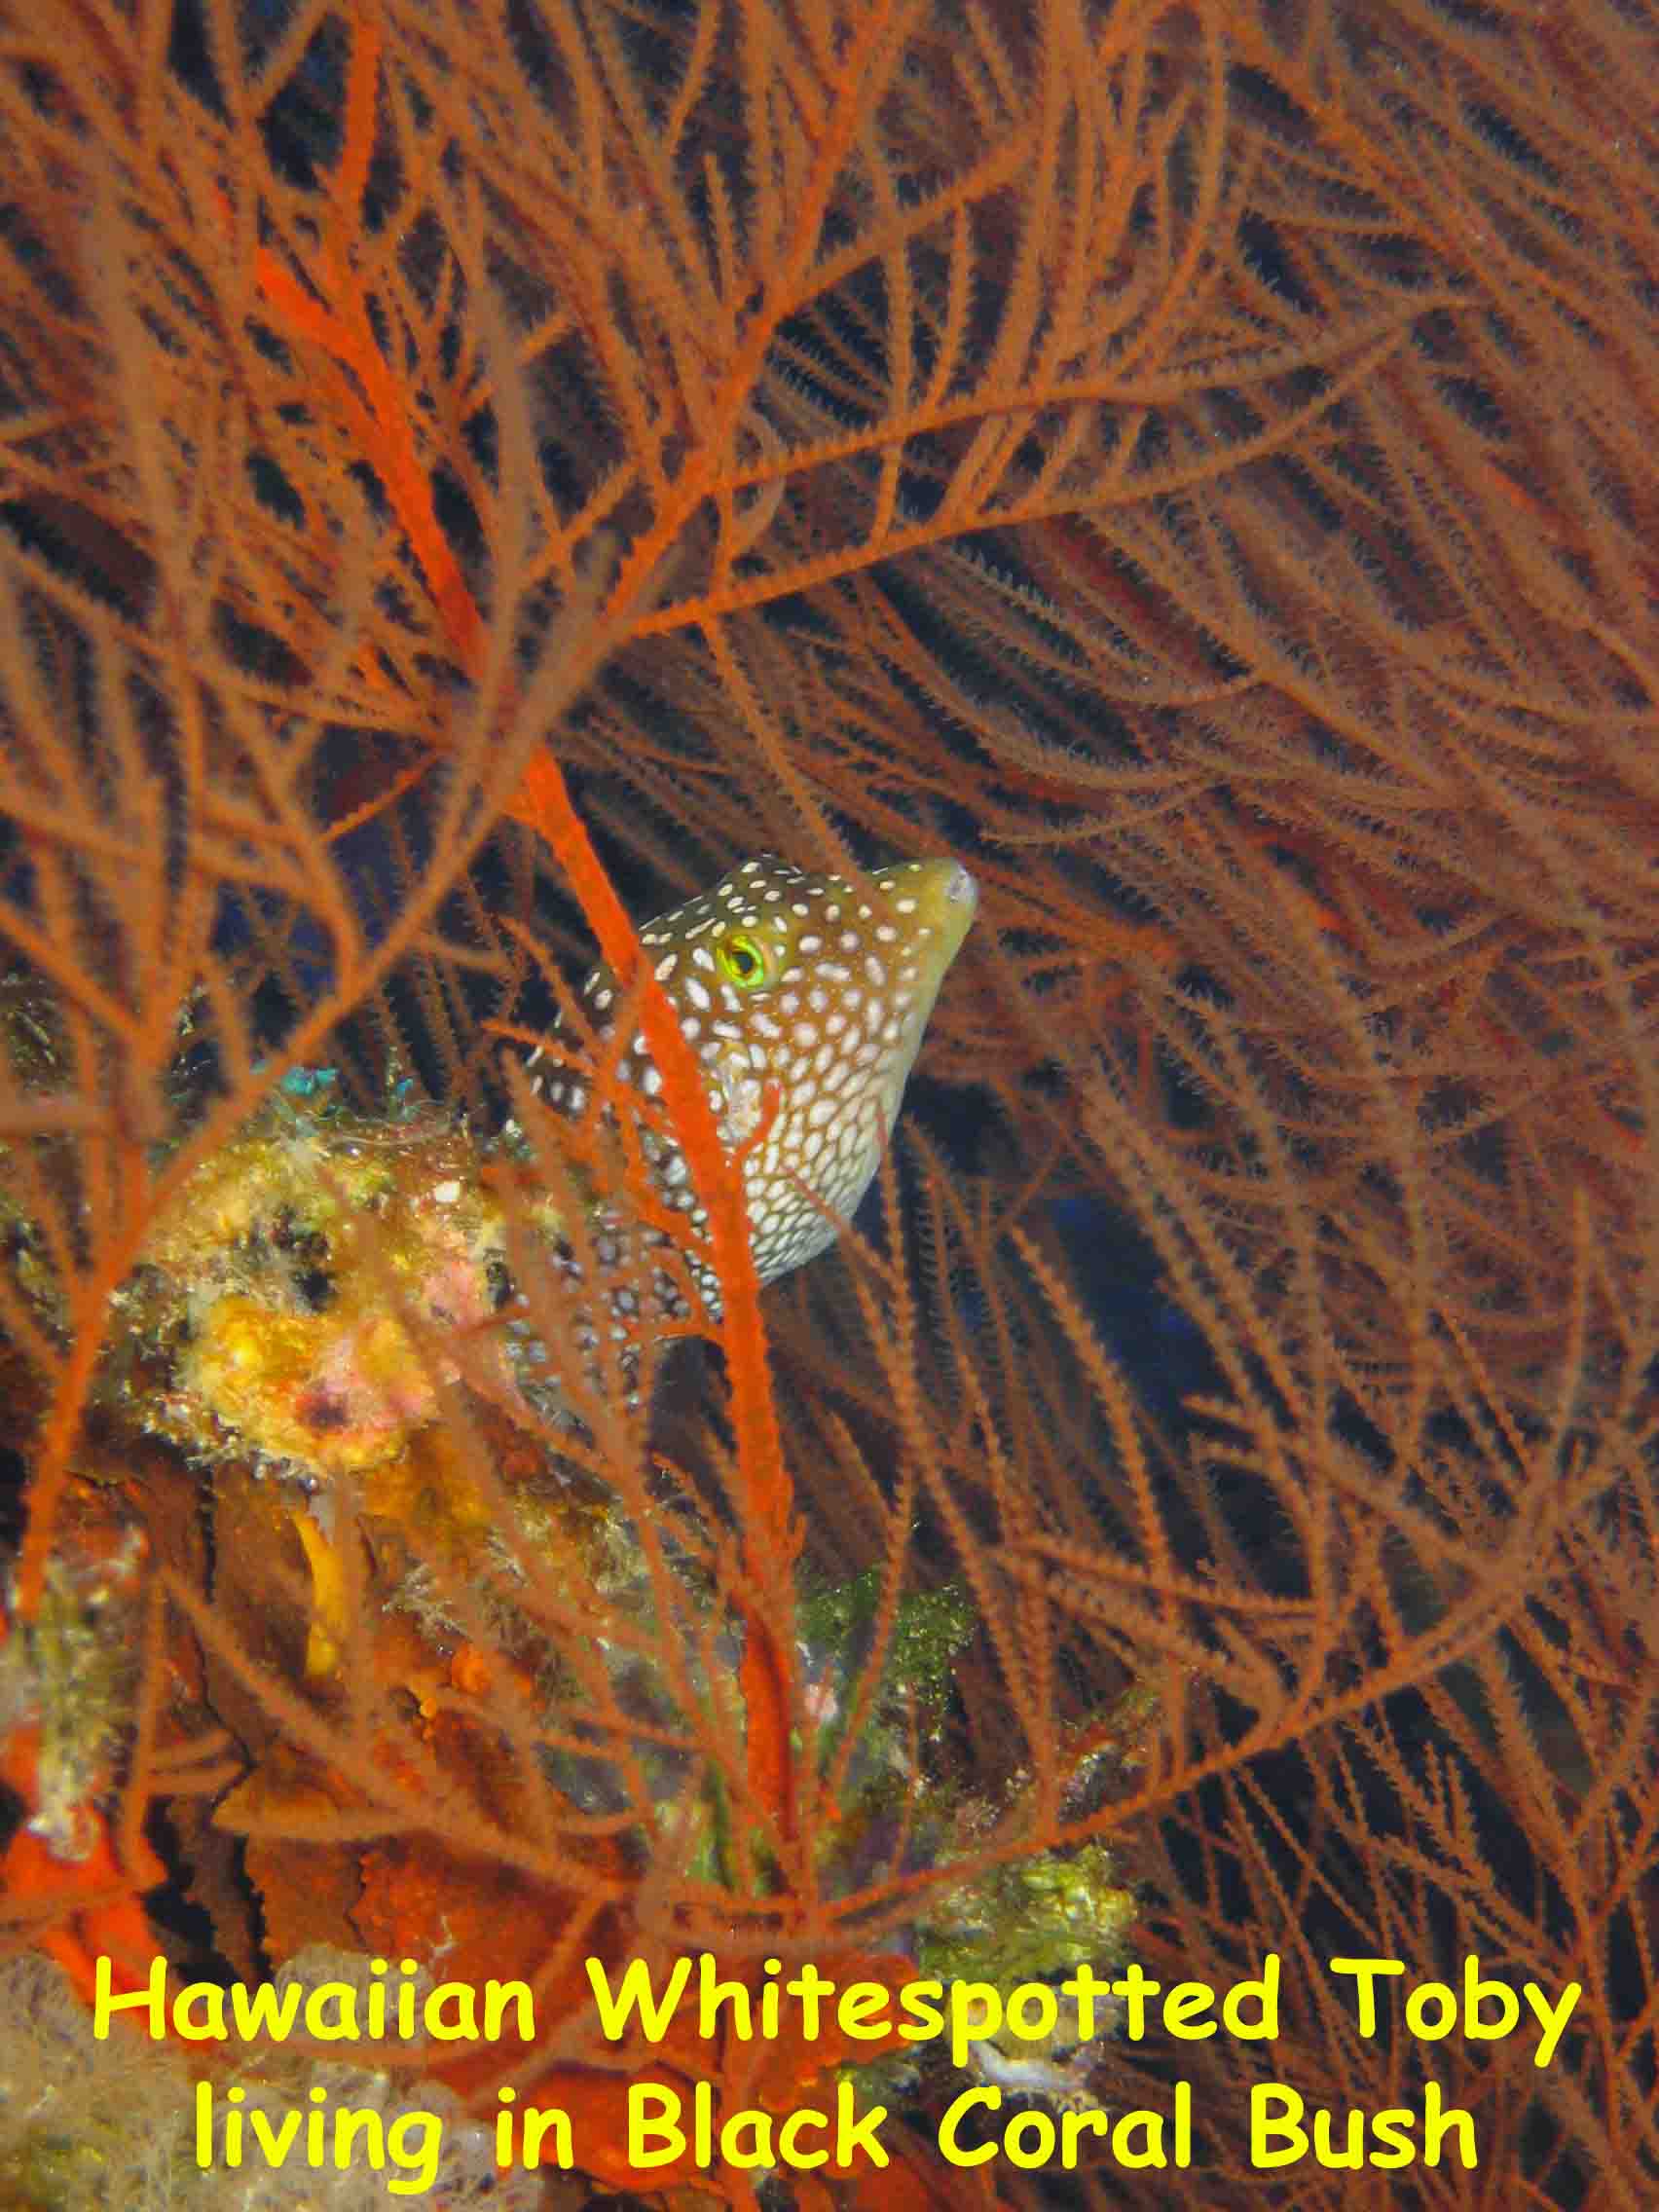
[249,0,802,1878]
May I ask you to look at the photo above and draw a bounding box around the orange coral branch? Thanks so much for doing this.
[253,243,485,672]
[250,14,484,675]
[0,1722,164,2011]
[505,755,801,1843]
[240,11,803,1851]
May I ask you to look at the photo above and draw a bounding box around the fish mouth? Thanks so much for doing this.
[903,858,979,967]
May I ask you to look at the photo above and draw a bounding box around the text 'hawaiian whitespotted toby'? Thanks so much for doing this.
[527,855,977,1289]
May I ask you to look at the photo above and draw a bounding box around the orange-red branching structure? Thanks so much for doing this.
[2,1,1657,2206]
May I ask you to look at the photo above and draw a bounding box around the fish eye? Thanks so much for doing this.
[715,930,769,989]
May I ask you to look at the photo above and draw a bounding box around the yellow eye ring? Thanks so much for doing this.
[716,931,768,989]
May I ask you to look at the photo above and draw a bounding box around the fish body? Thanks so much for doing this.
[529,855,977,1287]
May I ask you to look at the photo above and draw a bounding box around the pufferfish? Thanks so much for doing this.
[524,854,977,1293]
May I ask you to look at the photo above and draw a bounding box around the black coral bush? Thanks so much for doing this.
[0,0,1655,2204]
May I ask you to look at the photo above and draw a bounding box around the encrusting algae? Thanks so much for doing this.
[101,852,978,1488]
